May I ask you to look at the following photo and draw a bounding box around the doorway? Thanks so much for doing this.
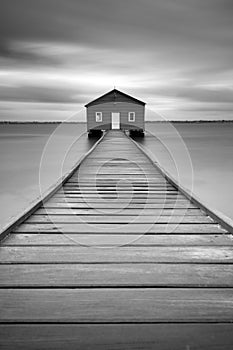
[111,113,120,129]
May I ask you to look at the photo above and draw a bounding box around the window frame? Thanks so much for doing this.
[95,112,103,122]
[128,112,135,122]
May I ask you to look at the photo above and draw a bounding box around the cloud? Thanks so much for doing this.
[146,85,233,104]
[0,85,87,104]
[1,0,232,49]
[0,0,232,120]
[0,40,62,67]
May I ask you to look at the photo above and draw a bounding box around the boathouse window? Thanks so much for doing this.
[128,112,135,122]
[95,112,102,122]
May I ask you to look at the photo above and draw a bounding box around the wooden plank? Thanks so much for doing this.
[78,173,164,177]
[67,180,170,184]
[44,201,197,209]
[60,189,177,193]
[79,163,157,166]
[82,168,158,172]
[82,161,156,165]
[2,233,232,246]
[85,157,152,160]
[1,288,233,322]
[66,181,171,185]
[78,171,162,174]
[70,182,175,186]
[0,263,232,287]
[81,161,156,164]
[70,177,171,181]
[26,215,212,224]
[87,155,150,157]
[53,193,184,198]
[63,183,175,189]
[52,197,187,202]
[65,184,171,187]
[0,246,232,263]
[1,324,233,350]
[84,157,154,159]
[36,208,203,216]
[59,191,178,195]
[13,223,225,234]
[47,197,191,204]
[64,185,174,189]
[72,172,165,176]
[60,192,178,196]
[84,166,159,170]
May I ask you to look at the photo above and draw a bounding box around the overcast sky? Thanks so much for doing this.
[0,0,233,121]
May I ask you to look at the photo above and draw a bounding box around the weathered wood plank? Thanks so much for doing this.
[0,264,232,287]
[47,197,191,204]
[53,193,185,198]
[81,161,156,165]
[2,233,232,246]
[36,208,203,216]
[44,201,197,209]
[0,246,232,263]
[26,215,212,224]
[1,288,233,322]
[59,189,177,193]
[68,183,175,187]
[1,324,233,350]
[78,171,162,175]
[71,175,167,179]
[13,223,225,233]
[67,180,170,185]
[78,170,160,174]
[64,185,174,189]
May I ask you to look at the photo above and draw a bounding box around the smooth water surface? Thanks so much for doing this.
[0,123,96,230]
[137,122,233,221]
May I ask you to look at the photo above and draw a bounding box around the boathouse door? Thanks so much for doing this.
[111,113,120,129]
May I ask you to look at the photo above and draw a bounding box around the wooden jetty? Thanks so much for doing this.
[0,130,233,349]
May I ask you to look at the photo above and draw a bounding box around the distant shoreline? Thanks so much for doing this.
[0,121,86,124]
[0,120,233,124]
[146,120,233,123]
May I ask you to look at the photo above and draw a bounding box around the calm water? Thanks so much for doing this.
[0,122,233,230]
[0,123,96,230]
[139,122,233,221]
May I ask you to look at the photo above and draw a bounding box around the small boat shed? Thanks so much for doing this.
[85,88,145,135]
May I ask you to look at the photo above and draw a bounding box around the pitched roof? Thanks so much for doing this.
[85,89,146,107]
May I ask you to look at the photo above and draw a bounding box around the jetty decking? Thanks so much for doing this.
[0,130,233,349]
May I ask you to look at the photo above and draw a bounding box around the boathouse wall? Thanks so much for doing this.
[86,101,145,132]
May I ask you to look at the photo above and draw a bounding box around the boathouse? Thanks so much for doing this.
[85,88,145,135]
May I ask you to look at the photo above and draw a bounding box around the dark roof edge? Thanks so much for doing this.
[85,89,146,107]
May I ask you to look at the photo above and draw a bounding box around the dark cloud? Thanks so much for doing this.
[0,85,85,104]
[0,40,61,66]
[1,0,232,49]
